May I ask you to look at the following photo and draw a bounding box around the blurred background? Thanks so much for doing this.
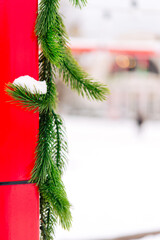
[56,0,160,239]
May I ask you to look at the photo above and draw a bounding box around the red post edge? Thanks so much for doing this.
[0,0,39,239]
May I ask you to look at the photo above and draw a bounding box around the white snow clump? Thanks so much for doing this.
[13,75,47,94]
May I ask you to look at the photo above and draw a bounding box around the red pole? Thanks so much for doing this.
[0,0,39,239]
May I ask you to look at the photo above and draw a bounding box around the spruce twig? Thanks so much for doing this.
[40,194,57,240]
[38,8,109,100]
[6,83,46,113]
[52,111,68,175]
[60,48,109,101]
[69,0,87,8]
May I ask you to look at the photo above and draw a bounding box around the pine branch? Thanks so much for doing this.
[52,111,68,175]
[40,28,63,66]
[31,107,71,229]
[37,7,109,101]
[6,83,47,113]
[36,0,109,101]
[39,173,72,230]
[69,0,87,8]
[40,194,57,240]
[59,48,109,101]
[31,110,54,184]
[31,110,68,181]
[39,12,68,67]
[39,52,58,110]
[37,0,68,68]
[36,0,60,37]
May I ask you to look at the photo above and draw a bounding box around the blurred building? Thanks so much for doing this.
[58,0,160,120]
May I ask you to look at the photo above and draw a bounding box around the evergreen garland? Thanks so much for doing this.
[6,0,109,239]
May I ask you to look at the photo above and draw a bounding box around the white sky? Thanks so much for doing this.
[61,0,160,40]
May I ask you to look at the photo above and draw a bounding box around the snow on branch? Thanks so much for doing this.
[13,75,47,94]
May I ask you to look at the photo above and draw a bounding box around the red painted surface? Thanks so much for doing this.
[0,0,39,182]
[0,0,39,239]
[0,184,39,240]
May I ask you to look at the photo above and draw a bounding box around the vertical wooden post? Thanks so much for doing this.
[0,0,39,239]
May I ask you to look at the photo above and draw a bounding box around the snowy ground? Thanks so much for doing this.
[56,116,160,240]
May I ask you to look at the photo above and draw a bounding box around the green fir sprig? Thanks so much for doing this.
[60,48,109,100]
[6,0,109,239]
[69,0,87,8]
[40,195,57,240]
[6,83,47,113]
